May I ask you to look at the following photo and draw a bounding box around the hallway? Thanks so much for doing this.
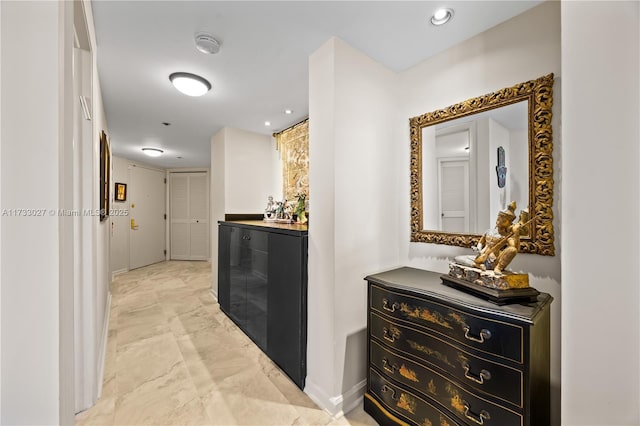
[75,261,376,425]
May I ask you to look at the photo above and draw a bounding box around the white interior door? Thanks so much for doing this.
[129,166,166,269]
[170,172,209,260]
[438,160,470,232]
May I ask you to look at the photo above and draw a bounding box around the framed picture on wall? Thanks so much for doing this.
[115,182,127,202]
[99,130,110,221]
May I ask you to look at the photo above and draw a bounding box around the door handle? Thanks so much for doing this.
[131,218,139,230]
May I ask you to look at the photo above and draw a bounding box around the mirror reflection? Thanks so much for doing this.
[421,101,529,235]
[409,74,555,256]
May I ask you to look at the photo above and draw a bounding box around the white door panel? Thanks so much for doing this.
[130,166,166,269]
[438,160,470,233]
[171,223,190,258]
[170,172,209,260]
[189,222,208,259]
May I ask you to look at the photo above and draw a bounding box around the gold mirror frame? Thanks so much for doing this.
[410,73,555,255]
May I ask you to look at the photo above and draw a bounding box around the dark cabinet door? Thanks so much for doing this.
[217,224,231,313]
[228,226,246,328]
[243,229,268,351]
[267,233,307,389]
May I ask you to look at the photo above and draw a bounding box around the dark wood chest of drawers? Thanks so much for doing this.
[364,267,552,426]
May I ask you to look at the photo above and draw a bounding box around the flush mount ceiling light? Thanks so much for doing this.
[142,148,164,157]
[195,32,221,54]
[431,8,454,26]
[284,109,293,115]
[169,72,211,97]
[264,121,271,126]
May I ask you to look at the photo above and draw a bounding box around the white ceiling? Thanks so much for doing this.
[91,1,541,168]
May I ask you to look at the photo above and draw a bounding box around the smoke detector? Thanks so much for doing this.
[195,32,220,54]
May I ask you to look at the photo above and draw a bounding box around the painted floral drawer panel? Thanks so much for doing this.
[369,314,523,407]
[370,338,524,414]
[370,284,524,363]
[371,356,523,426]
[368,368,464,426]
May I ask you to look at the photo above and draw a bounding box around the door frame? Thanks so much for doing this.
[435,121,477,232]
[167,168,210,261]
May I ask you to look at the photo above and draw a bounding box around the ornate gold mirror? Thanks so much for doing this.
[410,74,554,255]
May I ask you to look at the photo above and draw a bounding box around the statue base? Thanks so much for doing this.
[443,263,539,305]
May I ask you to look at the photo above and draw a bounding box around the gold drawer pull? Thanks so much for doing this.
[381,384,398,401]
[382,358,397,374]
[463,326,492,343]
[462,363,491,384]
[383,327,400,343]
[382,298,400,313]
[463,402,491,425]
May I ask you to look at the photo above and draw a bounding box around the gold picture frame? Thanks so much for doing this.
[99,130,110,221]
[409,74,555,255]
[115,182,127,202]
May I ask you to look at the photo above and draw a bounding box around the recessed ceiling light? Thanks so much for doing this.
[284,109,293,115]
[431,8,454,26]
[169,72,211,97]
[265,121,271,126]
[142,148,164,157]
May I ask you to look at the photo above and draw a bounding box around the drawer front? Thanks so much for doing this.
[230,227,268,251]
[369,340,523,410]
[371,358,523,426]
[369,368,463,426]
[370,284,523,363]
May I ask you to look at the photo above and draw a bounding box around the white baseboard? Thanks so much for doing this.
[210,288,218,301]
[96,291,112,399]
[111,268,128,281]
[304,379,366,419]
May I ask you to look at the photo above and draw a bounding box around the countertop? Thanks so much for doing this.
[218,220,308,236]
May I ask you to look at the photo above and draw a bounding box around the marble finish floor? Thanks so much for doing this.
[76,260,378,426]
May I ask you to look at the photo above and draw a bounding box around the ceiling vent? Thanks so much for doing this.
[195,32,220,54]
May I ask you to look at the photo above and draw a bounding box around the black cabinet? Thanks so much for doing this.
[364,267,552,426]
[218,221,307,389]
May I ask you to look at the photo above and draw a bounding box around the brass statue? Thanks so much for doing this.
[443,201,544,302]
[449,201,537,291]
[473,201,521,274]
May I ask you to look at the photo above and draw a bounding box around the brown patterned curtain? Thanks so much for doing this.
[274,119,308,202]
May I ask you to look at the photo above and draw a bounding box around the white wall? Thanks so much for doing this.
[81,0,111,413]
[210,129,225,297]
[0,1,73,423]
[224,127,278,213]
[306,37,400,415]
[0,1,3,417]
[111,156,131,274]
[561,2,639,424]
[509,128,528,213]
[397,2,562,422]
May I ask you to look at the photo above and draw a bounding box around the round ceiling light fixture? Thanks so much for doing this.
[195,32,221,54]
[142,148,164,157]
[169,72,211,97]
[431,8,454,26]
